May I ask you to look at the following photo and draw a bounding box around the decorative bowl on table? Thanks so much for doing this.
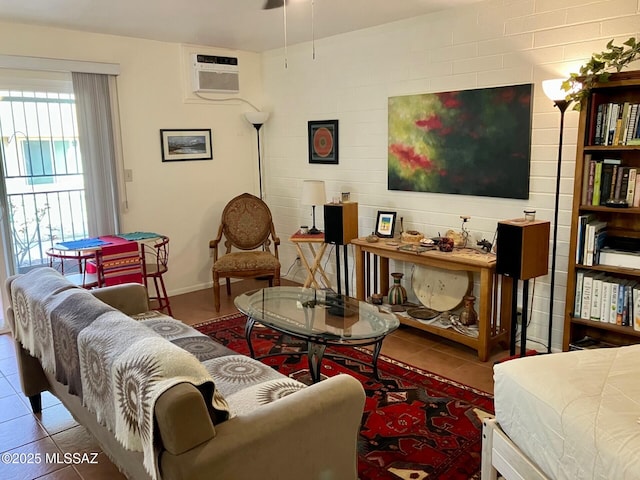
[400,230,423,243]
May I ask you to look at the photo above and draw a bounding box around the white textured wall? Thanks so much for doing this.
[261,0,640,351]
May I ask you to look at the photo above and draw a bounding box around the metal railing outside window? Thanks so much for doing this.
[0,90,89,272]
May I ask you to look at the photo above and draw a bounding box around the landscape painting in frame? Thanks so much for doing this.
[160,129,212,162]
[388,84,533,199]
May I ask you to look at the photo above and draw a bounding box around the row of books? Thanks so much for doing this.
[582,156,640,206]
[574,270,640,331]
[575,216,607,266]
[591,101,640,146]
[575,218,640,268]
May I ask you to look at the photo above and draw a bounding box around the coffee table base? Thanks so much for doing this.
[244,316,386,383]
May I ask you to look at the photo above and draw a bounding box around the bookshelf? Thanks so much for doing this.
[564,71,640,350]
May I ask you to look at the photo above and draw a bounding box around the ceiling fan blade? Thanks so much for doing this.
[263,0,285,9]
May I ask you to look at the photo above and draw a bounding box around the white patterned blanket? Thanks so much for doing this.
[10,268,230,479]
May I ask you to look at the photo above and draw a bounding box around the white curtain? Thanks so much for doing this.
[71,72,123,236]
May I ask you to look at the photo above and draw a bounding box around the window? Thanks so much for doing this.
[1,88,88,270]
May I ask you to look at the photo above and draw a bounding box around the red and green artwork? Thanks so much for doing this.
[388,84,533,199]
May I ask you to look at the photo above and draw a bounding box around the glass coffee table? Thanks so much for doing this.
[234,287,400,383]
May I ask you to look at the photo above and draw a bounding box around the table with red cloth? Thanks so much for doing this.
[51,232,161,286]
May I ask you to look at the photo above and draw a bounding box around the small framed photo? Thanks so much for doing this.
[308,120,338,164]
[160,129,213,162]
[375,211,397,238]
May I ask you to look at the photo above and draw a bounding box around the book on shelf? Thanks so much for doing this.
[575,214,595,264]
[579,158,622,206]
[634,171,640,207]
[616,279,627,326]
[624,281,632,326]
[624,103,639,144]
[627,282,637,326]
[609,281,619,324]
[583,220,607,267]
[599,247,640,269]
[593,104,604,144]
[628,116,640,144]
[600,103,611,145]
[617,167,630,201]
[626,168,637,205]
[633,284,640,331]
[580,273,594,320]
[617,102,631,146]
[601,276,614,323]
[600,162,615,204]
[592,160,603,205]
[606,103,620,146]
[575,269,585,315]
[590,274,604,321]
[586,158,596,204]
[573,272,640,326]
[592,229,608,265]
[569,336,619,350]
[621,280,637,326]
[593,101,640,146]
[581,154,592,204]
[607,160,622,202]
[612,110,624,146]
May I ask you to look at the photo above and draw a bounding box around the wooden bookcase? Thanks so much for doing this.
[564,71,640,350]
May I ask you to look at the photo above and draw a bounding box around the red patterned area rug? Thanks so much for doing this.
[194,313,494,480]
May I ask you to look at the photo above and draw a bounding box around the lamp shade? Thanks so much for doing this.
[301,180,326,206]
[542,79,567,102]
[244,111,270,126]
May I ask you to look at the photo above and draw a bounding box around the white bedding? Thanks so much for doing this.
[494,345,640,480]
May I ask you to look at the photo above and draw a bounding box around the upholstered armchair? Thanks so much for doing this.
[209,193,281,312]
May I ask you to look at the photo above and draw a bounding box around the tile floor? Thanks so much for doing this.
[0,278,508,479]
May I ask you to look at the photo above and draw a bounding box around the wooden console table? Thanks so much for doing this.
[352,237,509,361]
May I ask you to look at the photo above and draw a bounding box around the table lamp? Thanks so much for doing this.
[301,180,326,234]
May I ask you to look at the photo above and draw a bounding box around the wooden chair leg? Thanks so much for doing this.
[157,274,172,316]
[226,277,231,295]
[274,269,281,286]
[213,272,221,312]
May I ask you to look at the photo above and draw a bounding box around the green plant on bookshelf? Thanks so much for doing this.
[562,37,640,111]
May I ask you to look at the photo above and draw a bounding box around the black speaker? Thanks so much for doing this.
[323,202,358,245]
[496,219,550,280]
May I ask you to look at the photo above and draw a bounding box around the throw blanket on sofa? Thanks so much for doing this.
[79,316,229,477]
[10,267,78,368]
[10,268,230,480]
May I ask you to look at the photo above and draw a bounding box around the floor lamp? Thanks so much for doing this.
[244,111,270,199]
[542,79,571,354]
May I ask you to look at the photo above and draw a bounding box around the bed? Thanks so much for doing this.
[481,345,640,480]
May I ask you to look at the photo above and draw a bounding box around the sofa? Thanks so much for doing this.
[5,267,366,480]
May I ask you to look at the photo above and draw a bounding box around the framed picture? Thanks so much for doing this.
[375,211,397,238]
[308,120,339,164]
[388,84,533,199]
[160,129,213,162]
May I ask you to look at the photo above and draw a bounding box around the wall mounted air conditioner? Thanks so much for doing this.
[192,54,239,93]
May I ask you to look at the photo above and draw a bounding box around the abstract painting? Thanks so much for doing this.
[388,84,533,199]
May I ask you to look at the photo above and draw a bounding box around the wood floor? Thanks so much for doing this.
[0,278,506,479]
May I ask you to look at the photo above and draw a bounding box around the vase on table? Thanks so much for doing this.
[388,272,407,305]
[459,295,477,326]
